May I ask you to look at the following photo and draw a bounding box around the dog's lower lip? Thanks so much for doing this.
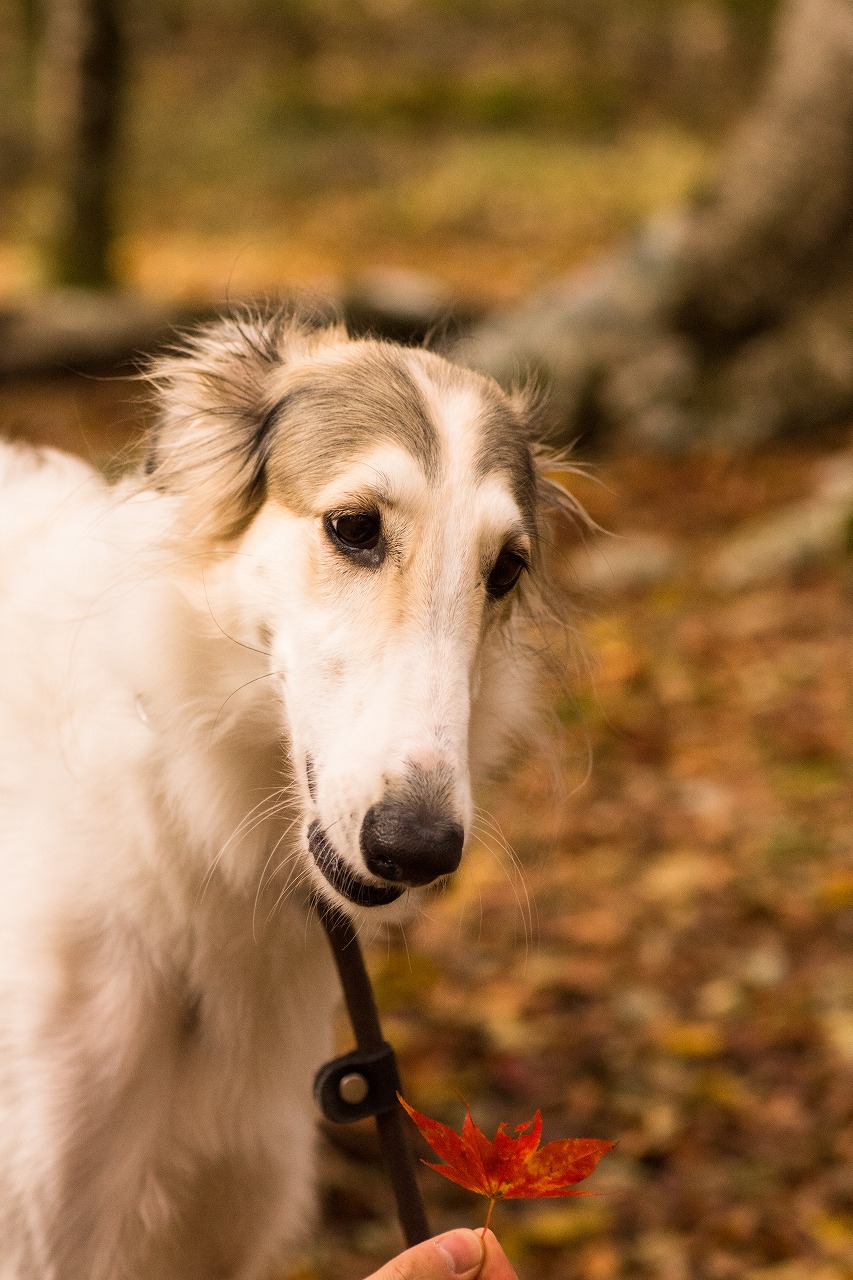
[308,821,403,908]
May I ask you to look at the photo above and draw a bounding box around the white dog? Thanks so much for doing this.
[0,311,574,1279]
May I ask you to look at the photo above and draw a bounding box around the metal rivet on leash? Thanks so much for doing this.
[314,904,431,1248]
[339,1072,369,1105]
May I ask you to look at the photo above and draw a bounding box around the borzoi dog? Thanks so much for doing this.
[0,311,574,1279]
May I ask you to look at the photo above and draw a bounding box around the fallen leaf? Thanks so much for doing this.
[398,1095,613,1232]
[515,1203,611,1248]
[654,1021,724,1058]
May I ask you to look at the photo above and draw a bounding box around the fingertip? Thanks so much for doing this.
[434,1228,486,1277]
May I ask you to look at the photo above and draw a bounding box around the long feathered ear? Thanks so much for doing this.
[142,308,345,546]
[532,445,593,536]
[505,381,592,540]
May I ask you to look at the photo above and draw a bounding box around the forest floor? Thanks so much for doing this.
[2,380,853,1280]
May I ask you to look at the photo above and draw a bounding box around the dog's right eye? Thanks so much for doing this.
[325,511,382,556]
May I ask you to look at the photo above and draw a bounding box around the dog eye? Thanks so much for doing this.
[326,511,382,554]
[487,548,526,599]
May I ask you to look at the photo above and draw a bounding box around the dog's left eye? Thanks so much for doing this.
[326,511,382,554]
[487,548,527,599]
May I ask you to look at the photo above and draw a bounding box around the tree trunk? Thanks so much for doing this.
[670,0,853,346]
[36,0,124,288]
[454,0,853,450]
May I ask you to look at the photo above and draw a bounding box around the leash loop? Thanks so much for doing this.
[314,1042,400,1124]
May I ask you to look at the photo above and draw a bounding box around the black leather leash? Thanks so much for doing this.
[314,905,431,1248]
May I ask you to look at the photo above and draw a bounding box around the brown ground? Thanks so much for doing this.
[2,381,852,1280]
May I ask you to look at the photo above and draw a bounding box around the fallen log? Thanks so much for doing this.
[0,273,479,380]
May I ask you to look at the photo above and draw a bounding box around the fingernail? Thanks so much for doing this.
[435,1229,485,1276]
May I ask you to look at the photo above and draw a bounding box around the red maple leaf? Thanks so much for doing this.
[398,1094,614,1232]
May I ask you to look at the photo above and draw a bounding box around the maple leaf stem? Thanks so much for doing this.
[481,1197,497,1238]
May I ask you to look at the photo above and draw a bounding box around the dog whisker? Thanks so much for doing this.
[196,789,298,906]
[471,829,535,952]
[251,817,303,941]
[471,806,537,954]
[207,669,282,747]
[201,568,272,658]
[269,862,317,927]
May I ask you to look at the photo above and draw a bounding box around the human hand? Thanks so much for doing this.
[364,1229,518,1280]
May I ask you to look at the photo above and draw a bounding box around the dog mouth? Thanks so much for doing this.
[308,821,404,908]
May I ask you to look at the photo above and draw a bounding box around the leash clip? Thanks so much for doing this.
[314,1041,401,1125]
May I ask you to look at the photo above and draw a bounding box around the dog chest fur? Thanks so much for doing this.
[0,447,336,1278]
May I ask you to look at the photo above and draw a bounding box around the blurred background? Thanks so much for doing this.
[4,2,853,1278]
[0,0,775,302]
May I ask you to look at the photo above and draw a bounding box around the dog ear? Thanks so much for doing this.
[504,382,590,537]
[532,448,592,545]
[144,309,344,544]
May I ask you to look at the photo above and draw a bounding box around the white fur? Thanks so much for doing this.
[0,320,569,1279]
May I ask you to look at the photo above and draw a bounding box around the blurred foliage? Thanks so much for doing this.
[0,0,780,297]
[115,0,780,138]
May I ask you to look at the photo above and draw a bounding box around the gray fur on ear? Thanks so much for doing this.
[142,308,345,545]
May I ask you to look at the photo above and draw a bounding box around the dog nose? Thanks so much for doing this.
[360,801,464,887]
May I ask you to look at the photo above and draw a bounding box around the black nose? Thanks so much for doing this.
[361,801,464,887]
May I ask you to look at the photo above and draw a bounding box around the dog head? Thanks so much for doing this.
[145,309,578,919]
